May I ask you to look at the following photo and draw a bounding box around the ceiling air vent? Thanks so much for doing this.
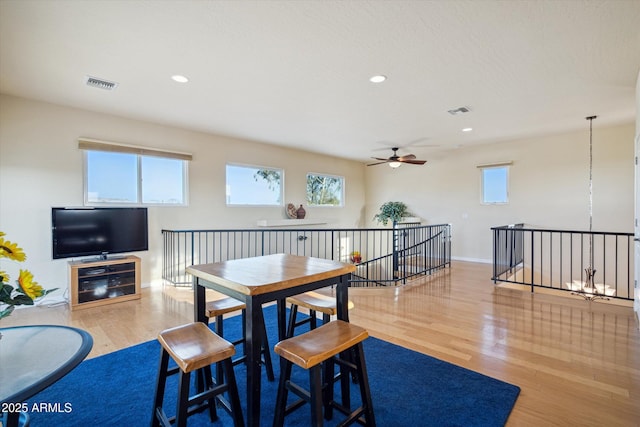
[85,76,119,91]
[447,106,471,115]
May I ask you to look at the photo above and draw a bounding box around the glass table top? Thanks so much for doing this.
[0,325,93,403]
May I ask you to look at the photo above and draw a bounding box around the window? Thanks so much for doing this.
[141,156,187,204]
[81,139,190,205]
[226,164,283,206]
[479,163,510,204]
[306,173,344,206]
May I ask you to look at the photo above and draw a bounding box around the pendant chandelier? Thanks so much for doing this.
[584,116,597,294]
[569,115,612,301]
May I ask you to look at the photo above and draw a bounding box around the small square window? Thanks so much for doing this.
[480,165,509,204]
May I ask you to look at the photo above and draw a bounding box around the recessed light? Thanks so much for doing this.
[369,75,387,83]
[462,127,473,132]
[171,75,189,83]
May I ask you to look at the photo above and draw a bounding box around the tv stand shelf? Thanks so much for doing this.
[69,256,141,310]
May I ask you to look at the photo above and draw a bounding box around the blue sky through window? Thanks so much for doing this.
[87,151,137,202]
[86,151,185,204]
[482,166,508,204]
[142,157,184,203]
[226,164,282,205]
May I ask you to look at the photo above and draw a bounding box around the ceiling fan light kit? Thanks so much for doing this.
[369,74,387,83]
[367,147,427,168]
[447,106,471,115]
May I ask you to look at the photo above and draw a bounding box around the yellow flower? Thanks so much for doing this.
[1,232,58,319]
[18,269,44,299]
[0,236,27,262]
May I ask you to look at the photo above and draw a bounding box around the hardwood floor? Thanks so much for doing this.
[3,261,639,426]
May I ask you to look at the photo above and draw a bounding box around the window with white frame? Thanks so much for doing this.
[479,163,510,204]
[306,173,344,206]
[226,164,283,206]
[80,139,190,205]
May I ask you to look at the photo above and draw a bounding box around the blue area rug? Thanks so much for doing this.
[27,306,519,426]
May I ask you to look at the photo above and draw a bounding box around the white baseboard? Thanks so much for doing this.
[451,256,492,264]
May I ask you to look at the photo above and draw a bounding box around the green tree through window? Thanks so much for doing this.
[306,174,343,206]
[254,169,281,191]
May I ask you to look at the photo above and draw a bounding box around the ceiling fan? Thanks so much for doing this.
[367,147,427,168]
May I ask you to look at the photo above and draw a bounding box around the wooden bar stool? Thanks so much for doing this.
[205,296,275,382]
[286,291,355,338]
[151,322,244,427]
[273,320,376,427]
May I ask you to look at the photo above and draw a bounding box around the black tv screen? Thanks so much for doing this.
[52,207,148,259]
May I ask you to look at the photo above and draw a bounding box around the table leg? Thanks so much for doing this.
[277,298,287,341]
[3,411,19,427]
[194,278,206,323]
[336,273,351,322]
[193,279,208,393]
[245,298,263,427]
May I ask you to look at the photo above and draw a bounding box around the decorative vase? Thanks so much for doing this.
[296,204,306,219]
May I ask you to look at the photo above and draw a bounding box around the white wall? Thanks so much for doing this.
[365,122,635,263]
[1,94,635,307]
[0,95,366,296]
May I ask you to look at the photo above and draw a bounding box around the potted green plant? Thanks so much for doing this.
[373,201,410,226]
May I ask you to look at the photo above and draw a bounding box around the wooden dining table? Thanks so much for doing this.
[186,253,356,427]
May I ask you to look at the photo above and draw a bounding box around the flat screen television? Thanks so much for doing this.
[52,207,148,260]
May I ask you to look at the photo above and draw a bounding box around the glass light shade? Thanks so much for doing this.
[389,161,402,168]
[171,75,189,83]
[369,75,387,83]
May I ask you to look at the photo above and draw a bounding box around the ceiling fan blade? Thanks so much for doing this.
[403,137,431,147]
[368,147,426,166]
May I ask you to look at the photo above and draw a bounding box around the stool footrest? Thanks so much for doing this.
[329,402,367,426]
[166,365,181,376]
[155,407,172,427]
[286,379,312,403]
[333,353,358,372]
[285,397,309,417]
[190,383,231,407]
[155,397,218,427]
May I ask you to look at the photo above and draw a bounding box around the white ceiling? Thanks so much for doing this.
[1,0,639,163]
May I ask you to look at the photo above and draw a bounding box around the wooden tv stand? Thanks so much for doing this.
[69,255,141,310]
